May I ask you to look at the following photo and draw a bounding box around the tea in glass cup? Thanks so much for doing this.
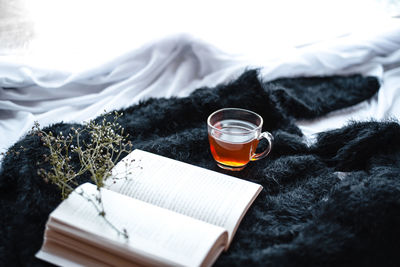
[207,108,273,171]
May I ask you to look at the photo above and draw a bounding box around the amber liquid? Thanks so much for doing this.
[208,119,259,167]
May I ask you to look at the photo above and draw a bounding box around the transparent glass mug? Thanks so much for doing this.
[207,108,273,171]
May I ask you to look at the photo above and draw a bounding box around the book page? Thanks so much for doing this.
[38,183,228,267]
[106,149,262,245]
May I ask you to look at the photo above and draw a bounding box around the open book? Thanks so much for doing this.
[36,149,262,267]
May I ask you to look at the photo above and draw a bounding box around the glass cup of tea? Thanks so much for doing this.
[207,108,273,171]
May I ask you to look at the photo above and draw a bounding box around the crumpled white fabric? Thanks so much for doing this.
[0,34,249,156]
[1,21,400,158]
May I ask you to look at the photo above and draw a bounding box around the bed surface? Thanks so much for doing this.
[1,22,400,159]
[1,2,400,266]
[1,2,400,159]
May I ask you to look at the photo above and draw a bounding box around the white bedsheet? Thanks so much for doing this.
[1,19,400,159]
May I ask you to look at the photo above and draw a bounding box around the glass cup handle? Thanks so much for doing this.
[251,131,274,161]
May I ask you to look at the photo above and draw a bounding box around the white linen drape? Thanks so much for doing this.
[1,21,400,158]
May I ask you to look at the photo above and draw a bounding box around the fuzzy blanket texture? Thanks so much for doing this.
[1,70,400,266]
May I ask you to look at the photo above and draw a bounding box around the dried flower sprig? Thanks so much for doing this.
[32,111,133,238]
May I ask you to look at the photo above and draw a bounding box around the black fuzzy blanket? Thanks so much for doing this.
[1,70,400,266]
